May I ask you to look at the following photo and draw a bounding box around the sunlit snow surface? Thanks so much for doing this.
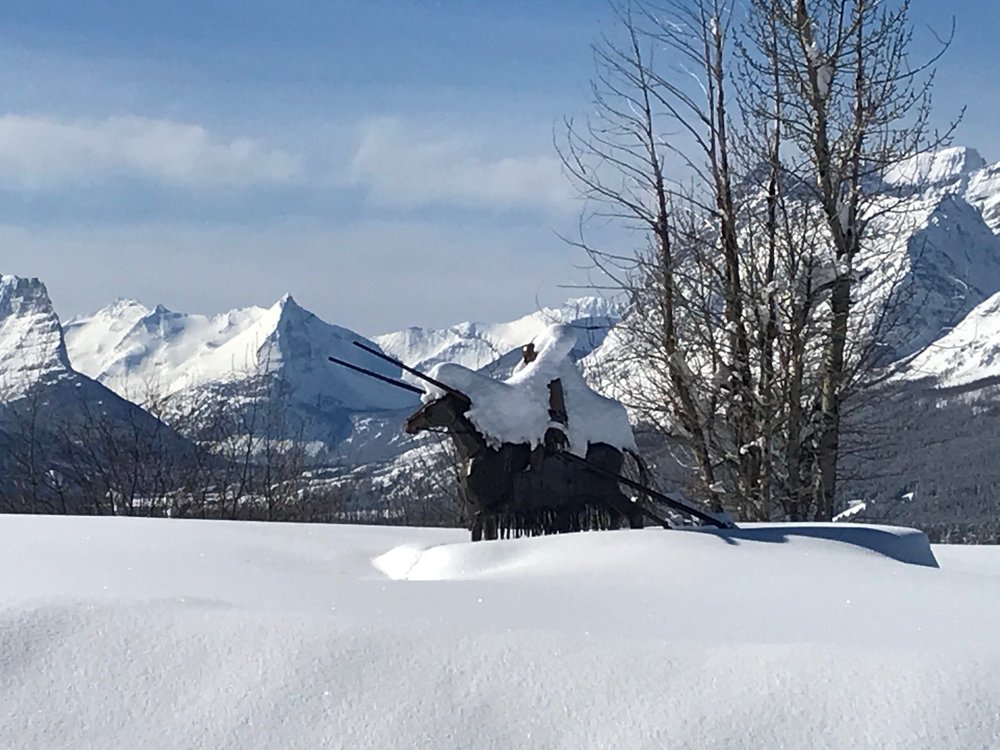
[1,516,999,749]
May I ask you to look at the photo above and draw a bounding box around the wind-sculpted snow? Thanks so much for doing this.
[1,516,999,749]
[373,523,937,580]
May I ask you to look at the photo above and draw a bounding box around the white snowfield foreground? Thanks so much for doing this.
[1,518,999,749]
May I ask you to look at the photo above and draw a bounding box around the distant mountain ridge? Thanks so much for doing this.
[374,296,619,373]
[64,294,420,451]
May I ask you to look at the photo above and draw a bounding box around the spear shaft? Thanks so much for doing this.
[327,355,424,395]
[352,341,468,401]
[559,451,736,529]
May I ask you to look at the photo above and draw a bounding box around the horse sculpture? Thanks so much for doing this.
[329,328,734,541]
[404,388,643,540]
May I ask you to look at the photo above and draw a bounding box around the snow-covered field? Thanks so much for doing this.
[1,517,999,749]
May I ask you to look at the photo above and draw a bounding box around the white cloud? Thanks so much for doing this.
[0,115,305,190]
[349,117,575,215]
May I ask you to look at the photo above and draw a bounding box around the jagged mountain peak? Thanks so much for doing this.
[64,295,416,424]
[270,292,314,328]
[0,274,58,317]
[884,146,989,190]
[0,274,72,396]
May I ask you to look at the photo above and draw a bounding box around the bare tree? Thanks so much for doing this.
[560,0,953,520]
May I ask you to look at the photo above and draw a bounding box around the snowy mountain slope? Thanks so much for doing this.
[373,296,619,374]
[65,294,418,450]
[0,275,156,413]
[900,289,1000,388]
[873,192,1000,358]
[2,515,1000,749]
[886,145,1000,234]
[966,162,1000,234]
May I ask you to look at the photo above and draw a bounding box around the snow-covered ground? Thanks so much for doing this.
[2,516,999,749]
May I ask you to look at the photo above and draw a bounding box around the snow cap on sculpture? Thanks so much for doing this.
[423,323,636,457]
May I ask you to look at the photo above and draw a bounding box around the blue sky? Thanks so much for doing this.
[1,0,997,334]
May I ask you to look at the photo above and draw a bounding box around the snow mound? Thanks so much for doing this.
[425,323,635,455]
[0,516,999,749]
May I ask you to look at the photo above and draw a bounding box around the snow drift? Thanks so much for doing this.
[1,515,999,749]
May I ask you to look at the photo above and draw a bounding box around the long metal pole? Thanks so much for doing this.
[328,355,424,395]
[352,341,468,401]
[559,452,736,529]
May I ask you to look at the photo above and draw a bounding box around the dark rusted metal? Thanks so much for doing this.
[559,451,735,529]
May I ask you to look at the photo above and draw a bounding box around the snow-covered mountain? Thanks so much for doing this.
[0,274,190,506]
[64,294,419,450]
[886,146,1000,234]
[0,274,75,399]
[899,289,1000,389]
[65,295,416,410]
[0,275,154,412]
[874,191,1000,358]
[373,296,620,375]
[876,147,1000,359]
[873,149,1000,390]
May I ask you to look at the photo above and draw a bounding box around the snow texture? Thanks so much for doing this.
[1,515,1000,749]
[424,323,636,455]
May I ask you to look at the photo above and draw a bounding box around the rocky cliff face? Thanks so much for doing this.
[0,274,73,399]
